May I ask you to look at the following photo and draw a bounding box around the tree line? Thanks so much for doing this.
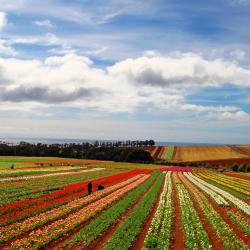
[0,140,155,164]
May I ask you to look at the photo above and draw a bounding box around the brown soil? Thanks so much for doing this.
[171,172,185,250]
[152,146,165,159]
[178,172,224,250]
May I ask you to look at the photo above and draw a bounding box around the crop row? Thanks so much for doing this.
[184,172,229,207]
[197,172,250,196]
[102,174,164,250]
[192,172,250,215]
[176,181,211,250]
[179,173,248,250]
[0,174,144,244]
[0,168,122,206]
[162,146,174,160]
[0,170,144,226]
[144,171,173,250]
[65,172,159,248]
[10,174,149,250]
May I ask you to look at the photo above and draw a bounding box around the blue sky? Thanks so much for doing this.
[0,0,250,143]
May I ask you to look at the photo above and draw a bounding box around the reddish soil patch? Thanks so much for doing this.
[171,172,185,250]
[225,173,250,181]
[178,173,224,250]
[152,146,165,159]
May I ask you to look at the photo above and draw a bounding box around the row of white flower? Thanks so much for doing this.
[0,168,104,182]
[177,182,212,250]
[144,171,173,250]
[184,172,229,207]
[189,172,250,216]
[186,176,248,250]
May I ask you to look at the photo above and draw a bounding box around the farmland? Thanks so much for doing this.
[0,157,249,250]
[173,145,248,162]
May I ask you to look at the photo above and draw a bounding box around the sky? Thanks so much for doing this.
[0,0,250,144]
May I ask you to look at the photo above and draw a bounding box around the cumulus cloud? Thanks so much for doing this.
[0,86,101,103]
[0,52,250,121]
[34,19,55,28]
[230,49,245,61]
[0,11,7,30]
[209,110,250,122]
[0,39,16,55]
[109,53,250,88]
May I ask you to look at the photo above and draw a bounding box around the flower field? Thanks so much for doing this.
[0,164,249,250]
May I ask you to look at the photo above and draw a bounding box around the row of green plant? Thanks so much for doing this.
[65,172,159,248]
[102,174,164,250]
[177,183,211,250]
[162,146,174,161]
[0,169,123,206]
[197,177,248,200]
[144,172,173,250]
[9,176,149,249]
[227,211,250,235]
[184,178,248,250]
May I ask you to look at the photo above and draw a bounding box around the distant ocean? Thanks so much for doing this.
[0,137,224,146]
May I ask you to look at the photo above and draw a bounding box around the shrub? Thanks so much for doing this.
[231,164,239,172]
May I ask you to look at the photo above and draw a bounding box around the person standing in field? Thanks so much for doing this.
[87,181,93,195]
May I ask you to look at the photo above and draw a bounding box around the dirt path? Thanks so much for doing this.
[171,172,185,250]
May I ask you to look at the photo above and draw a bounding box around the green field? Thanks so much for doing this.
[162,146,174,161]
[0,156,76,169]
[0,156,163,172]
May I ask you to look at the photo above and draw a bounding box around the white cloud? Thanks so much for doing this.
[230,49,245,61]
[34,19,55,28]
[109,53,250,88]
[0,11,7,30]
[0,52,250,122]
[11,33,61,46]
[0,39,16,55]
[209,110,250,122]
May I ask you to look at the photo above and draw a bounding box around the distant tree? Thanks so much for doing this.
[247,165,250,173]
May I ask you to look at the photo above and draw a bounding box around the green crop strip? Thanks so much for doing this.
[162,146,174,160]
[177,183,211,250]
[102,173,164,250]
[65,172,159,248]
[144,172,173,250]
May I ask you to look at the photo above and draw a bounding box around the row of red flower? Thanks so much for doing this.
[0,170,150,225]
